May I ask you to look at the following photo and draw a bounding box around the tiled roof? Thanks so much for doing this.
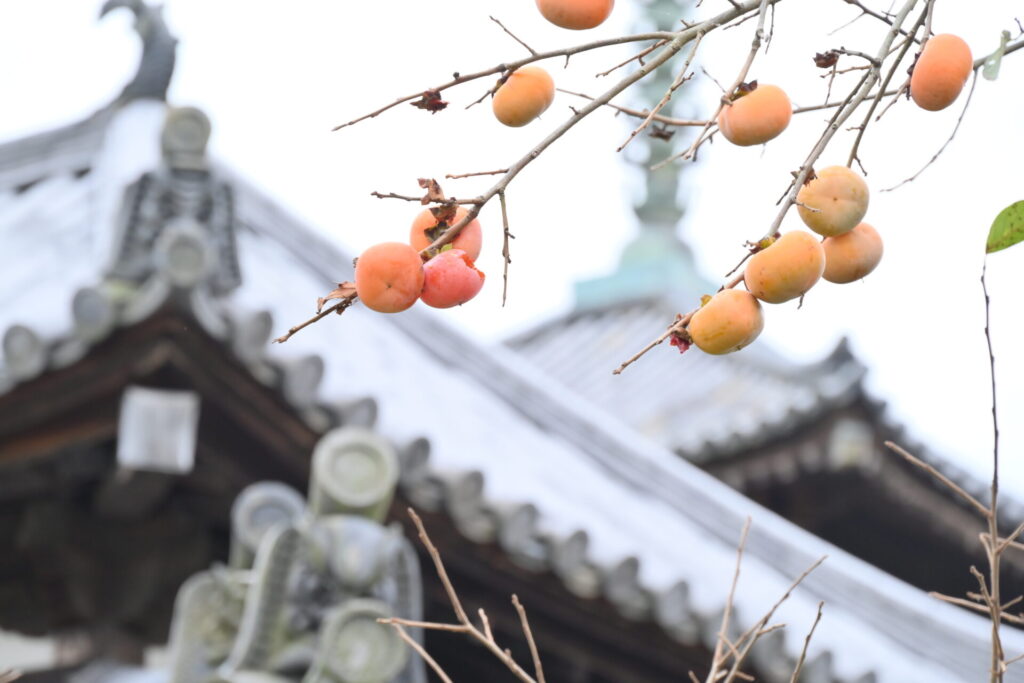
[0,102,1020,683]
[507,297,866,461]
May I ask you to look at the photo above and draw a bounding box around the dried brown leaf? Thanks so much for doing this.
[317,281,357,313]
[418,178,446,205]
[813,51,839,68]
[729,80,758,101]
[411,89,448,113]
[649,125,675,141]
[429,204,459,227]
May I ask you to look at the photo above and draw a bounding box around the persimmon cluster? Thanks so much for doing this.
[355,208,485,313]
[685,165,882,355]
[681,32,973,356]
[351,2,618,321]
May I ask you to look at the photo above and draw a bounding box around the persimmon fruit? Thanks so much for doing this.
[354,242,424,313]
[822,222,884,283]
[410,207,482,261]
[687,289,764,355]
[717,84,792,147]
[536,0,614,30]
[420,249,486,309]
[910,34,973,112]
[744,231,825,304]
[492,66,555,128]
[796,166,869,237]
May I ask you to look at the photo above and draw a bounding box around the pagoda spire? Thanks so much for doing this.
[573,0,712,311]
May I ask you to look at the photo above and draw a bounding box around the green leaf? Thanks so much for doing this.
[987,201,1024,253]
[983,30,1010,81]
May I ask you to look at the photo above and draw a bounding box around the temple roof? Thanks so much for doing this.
[1,97,1021,683]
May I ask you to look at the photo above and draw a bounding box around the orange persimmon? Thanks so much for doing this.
[536,0,614,30]
[492,66,555,127]
[717,84,792,147]
[354,242,424,313]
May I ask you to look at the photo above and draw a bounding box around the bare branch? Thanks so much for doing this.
[273,296,356,344]
[618,33,704,152]
[884,441,991,518]
[596,40,667,78]
[499,190,513,306]
[846,6,928,169]
[490,16,538,56]
[558,88,708,126]
[790,602,825,683]
[883,70,978,191]
[656,0,774,169]
[331,32,677,130]
[512,595,547,683]
[706,518,752,683]
[930,593,1024,625]
[446,168,509,179]
[385,622,454,683]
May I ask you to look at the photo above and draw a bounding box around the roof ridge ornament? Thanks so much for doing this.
[106,107,242,296]
[100,0,178,104]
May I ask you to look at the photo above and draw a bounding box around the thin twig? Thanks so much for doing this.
[840,0,920,41]
[273,297,355,344]
[558,88,708,125]
[479,608,494,642]
[446,168,509,179]
[405,509,539,683]
[491,16,538,56]
[371,191,478,205]
[408,508,470,624]
[618,33,704,152]
[884,441,990,517]
[882,70,977,191]
[597,40,667,77]
[997,521,1024,554]
[386,623,454,683]
[512,595,547,683]
[930,593,1024,625]
[499,190,512,306]
[655,0,773,169]
[331,32,677,130]
[706,518,752,683]
[982,259,1005,682]
[846,6,927,170]
[790,602,824,683]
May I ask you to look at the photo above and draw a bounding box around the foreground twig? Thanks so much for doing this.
[790,602,825,683]
[391,623,453,683]
[884,258,1021,682]
[512,595,546,683]
[273,297,355,344]
[883,441,990,517]
[381,509,543,683]
[698,517,826,683]
[499,190,513,306]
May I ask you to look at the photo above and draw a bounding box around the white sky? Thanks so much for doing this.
[1,1,1023,498]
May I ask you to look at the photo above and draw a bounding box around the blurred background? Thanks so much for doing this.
[1,0,1023,679]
